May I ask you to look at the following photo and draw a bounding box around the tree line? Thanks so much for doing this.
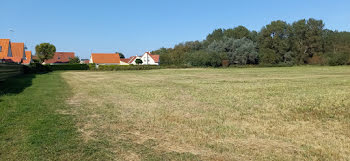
[152,18,350,66]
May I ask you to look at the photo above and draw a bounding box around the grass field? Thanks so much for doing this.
[1,66,350,160]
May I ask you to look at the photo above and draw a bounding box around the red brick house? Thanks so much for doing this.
[43,52,75,64]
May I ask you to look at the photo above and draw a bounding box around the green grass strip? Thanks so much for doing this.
[0,72,110,160]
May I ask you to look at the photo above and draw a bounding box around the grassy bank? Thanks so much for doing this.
[0,73,110,160]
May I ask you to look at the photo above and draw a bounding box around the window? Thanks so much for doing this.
[0,46,2,52]
[58,57,60,60]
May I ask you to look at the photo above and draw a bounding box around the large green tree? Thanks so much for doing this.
[116,52,125,58]
[208,37,258,65]
[35,43,56,63]
[152,18,350,66]
[290,18,324,63]
[206,29,224,44]
[185,50,223,67]
[69,56,81,64]
[224,26,250,39]
[258,20,291,64]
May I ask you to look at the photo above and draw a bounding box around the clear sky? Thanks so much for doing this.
[1,0,349,58]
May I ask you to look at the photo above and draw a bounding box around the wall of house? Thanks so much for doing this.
[95,63,120,65]
[120,61,130,65]
[141,54,158,65]
[8,43,12,57]
[129,56,141,65]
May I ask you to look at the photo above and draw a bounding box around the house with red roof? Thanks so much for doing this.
[43,52,75,64]
[90,53,120,65]
[128,52,160,65]
[80,59,90,64]
[11,43,26,63]
[0,39,27,64]
[0,39,13,63]
[126,56,137,64]
[22,51,32,65]
[120,58,131,65]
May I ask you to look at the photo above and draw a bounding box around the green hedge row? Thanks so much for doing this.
[24,63,51,74]
[0,64,23,81]
[92,64,162,71]
[22,63,191,73]
[46,64,90,70]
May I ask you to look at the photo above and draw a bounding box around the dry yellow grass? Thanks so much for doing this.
[61,66,350,160]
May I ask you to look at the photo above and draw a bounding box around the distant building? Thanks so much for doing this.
[127,56,138,65]
[80,59,90,64]
[10,42,26,63]
[120,58,131,65]
[0,39,13,63]
[90,53,120,65]
[128,52,160,65]
[22,51,32,65]
[43,52,75,64]
[0,39,27,64]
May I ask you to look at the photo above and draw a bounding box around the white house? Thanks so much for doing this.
[128,52,160,65]
[128,56,141,65]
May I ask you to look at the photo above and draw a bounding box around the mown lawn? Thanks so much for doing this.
[62,66,350,160]
[0,72,110,160]
[1,66,350,160]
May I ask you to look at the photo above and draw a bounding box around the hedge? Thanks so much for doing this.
[0,64,23,81]
[23,63,52,74]
[19,63,191,74]
[93,65,162,71]
[46,64,90,70]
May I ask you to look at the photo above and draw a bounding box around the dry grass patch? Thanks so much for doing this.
[62,66,350,160]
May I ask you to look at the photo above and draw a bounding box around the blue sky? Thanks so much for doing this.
[1,0,349,58]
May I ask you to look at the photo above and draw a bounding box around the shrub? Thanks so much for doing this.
[259,48,280,64]
[306,55,327,65]
[23,63,52,74]
[185,50,223,67]
[162,64,192,68]
[208,37,259,65]
[135,59,143,65]
[88,63,97,70]
[326,52,349,66]
[222,60,229,67]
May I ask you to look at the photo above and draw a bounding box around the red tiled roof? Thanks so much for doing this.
[32,56,39,60]
[22,51,32,64]
[128,56,137,63]
[91,53,120,64]
[120,58,131,63]
[81,59,90,64]
[44,52,75,64]
[0,39,10,59]
[150,54,160,63]
[10,42,25,63]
